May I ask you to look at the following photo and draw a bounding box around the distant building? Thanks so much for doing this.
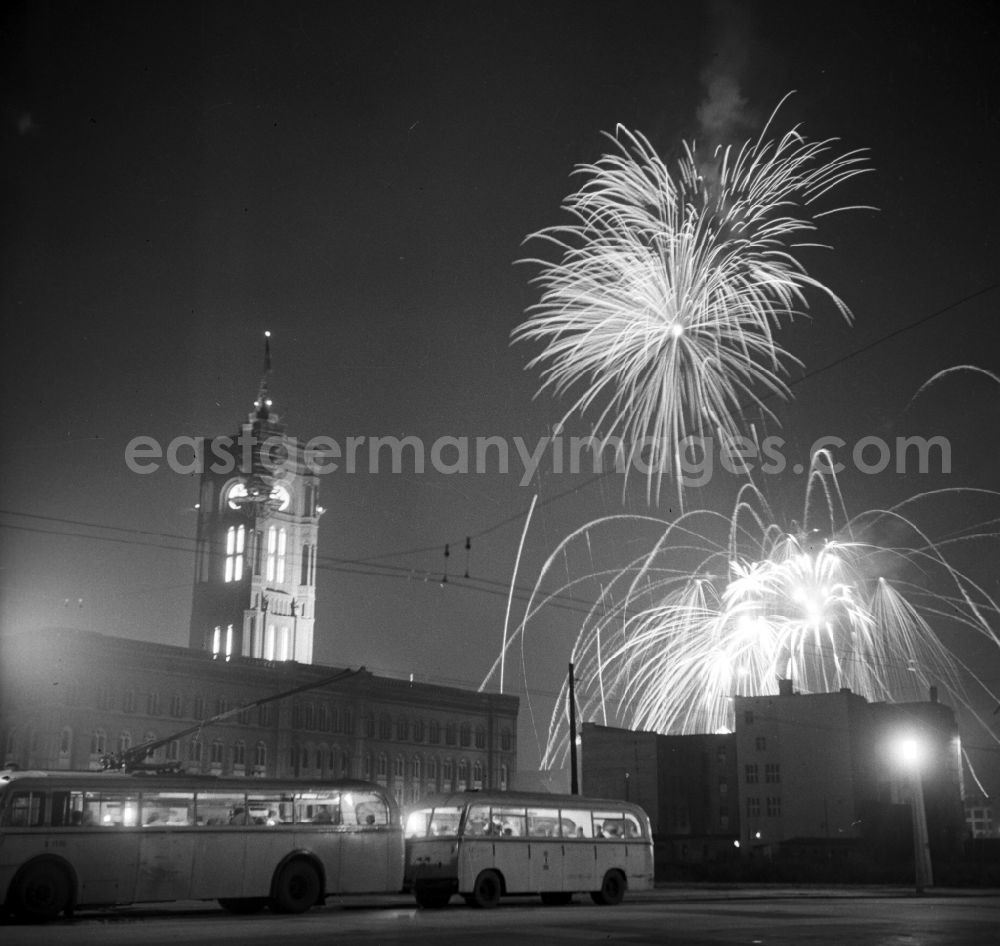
[0,627,518,803]
[582,680,965,865]
[581,723,738,863]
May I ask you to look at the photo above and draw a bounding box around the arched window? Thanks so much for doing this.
[412,719,424,742]
[443,758,454,783]
[379,715,392,740]
[394,755,405,778]
[475,725,486,749]
[234,741,246,766]
[445,723,456,746]
[377,753,388,778]
[255,741,268,768]
[118,731,132,753]
[472,760,483,786]
[58,728,72,756]
[458,758,469,785]
[427,756,438,782]
[166,740,180,762]
[428,720,440,743]
[459,723,471,747]
[396,717,409,740]
[500,764,508,790]
[412,756,422,780]
[363,754,372,779]
[211,739,224,765]
[189,739,203,763]
[90,730,106,755]
[225,525,245,582]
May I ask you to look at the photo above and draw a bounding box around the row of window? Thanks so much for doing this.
[221,526,315,586]
[745,796,782,817]
[745,763,781,784]
[87,691,512,751]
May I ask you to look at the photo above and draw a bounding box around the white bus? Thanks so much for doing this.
[403,791,654,909]
[0,769,404,921]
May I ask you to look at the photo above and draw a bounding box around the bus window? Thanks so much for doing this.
[622,811,644,838]
[428,806,462,837]
[344,790,389,827]
[291,790,339,825]
[51,790,85,827]
[405,807,434,838]
[560,808,593,838]
[492,805,526,838]
[249,792,294,824]
[95,792,140,827]
[4,791,46,827]
[592,811,623,838]
[526,807,560,837]
[196,792,245,826]
[141,791,194,826]
[465,804,491,836]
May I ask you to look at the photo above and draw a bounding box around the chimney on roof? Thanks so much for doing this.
[930,685,938,703]
[777,678,793,697]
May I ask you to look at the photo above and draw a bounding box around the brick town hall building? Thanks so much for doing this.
[1,346,519,800]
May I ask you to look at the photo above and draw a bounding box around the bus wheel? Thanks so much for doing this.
[10,860,72,922]
[590,870,625,906]
[271,859,322,914]
[414,887,451,909]
[540,891,573,906]
[470,870,502,908]
[218,897,268,914]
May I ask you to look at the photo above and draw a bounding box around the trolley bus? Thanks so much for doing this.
[0,769,404,921]
[403,791,653,908]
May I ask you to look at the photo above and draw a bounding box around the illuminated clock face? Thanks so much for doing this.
[272,483,292,511]
[225,482,249,509]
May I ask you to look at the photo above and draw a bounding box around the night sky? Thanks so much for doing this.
[2,1,999,786]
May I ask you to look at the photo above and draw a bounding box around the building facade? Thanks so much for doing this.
[1,628,519,804]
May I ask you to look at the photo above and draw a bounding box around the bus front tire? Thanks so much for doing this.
[271,859,322,914]
[590,870,626,906]
[218,897,268,914]
[10,859,72,922]
[469,870,502,909]
[540,891,573,906]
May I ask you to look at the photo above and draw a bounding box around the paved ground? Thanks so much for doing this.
[4,886,999,946]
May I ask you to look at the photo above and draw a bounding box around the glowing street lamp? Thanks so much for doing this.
[894,736,933,893]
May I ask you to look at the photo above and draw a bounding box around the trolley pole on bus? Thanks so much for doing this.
[568,662,579,795]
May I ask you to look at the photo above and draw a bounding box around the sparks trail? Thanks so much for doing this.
[514,97,872,502]
[481,454,1000,770]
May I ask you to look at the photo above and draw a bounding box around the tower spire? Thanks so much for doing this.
[255,331,273,419]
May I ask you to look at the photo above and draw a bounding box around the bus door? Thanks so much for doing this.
[559,807,598,891]
[483,804,528,893]
[526,807,564,893]
[134,790,198,902]
[336,790,400,893]
[190,792,247,898]
[74,789,142,905]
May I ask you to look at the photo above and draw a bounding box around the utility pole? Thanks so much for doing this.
[568,662,579,795]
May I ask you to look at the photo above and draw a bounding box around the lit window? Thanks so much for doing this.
[277,528,287,582]
[266,527,277,581]
[224,624,233,659]
[264,623,275,661]
[225,526,245,582]
[212,626,222,657]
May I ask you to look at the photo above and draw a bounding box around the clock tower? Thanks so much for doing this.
[189,335,321,663]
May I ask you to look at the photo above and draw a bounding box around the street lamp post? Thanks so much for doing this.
[897,737,933,894]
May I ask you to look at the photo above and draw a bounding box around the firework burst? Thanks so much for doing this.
[482,457,1000,769]
[514,103,871,498]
